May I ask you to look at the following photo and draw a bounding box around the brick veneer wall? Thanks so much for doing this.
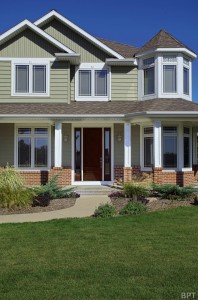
[153,168,195,186]
[20,167,72,186]
[114,166,123,181]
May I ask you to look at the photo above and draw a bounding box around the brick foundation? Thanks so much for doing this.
[153,168,195,186]
[114,165,195,186]
[20,167,72,186]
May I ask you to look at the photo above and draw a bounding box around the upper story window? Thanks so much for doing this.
[12,61,49,97]
[143,57,154,95]
[75,63,110,101]
[183,57,190,95]
[163,55,177,93]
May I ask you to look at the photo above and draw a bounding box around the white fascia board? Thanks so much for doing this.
[136,48,196,59]
[0,19,74,54]
[125,111,198,118]
[55,53,81,64]
[34,10,124,59]
[0,114,125,118]
[106,58,137,66]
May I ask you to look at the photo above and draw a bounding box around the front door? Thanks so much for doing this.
[83,128,102,181]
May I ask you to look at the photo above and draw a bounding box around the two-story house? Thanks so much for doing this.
[0,9,198,186]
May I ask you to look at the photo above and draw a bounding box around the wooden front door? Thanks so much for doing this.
[83,128,102,181]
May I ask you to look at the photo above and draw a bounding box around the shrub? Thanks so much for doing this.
[33,175,73,200]
[152,184,196,200]
[123,183,148,200]
[119,201,146,216]
[108,191,125,198]
[94,203,116,218]
[0,167,34,208]
[32,192,51,207]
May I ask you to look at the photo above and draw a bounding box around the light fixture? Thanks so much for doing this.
[117,134,122,142]
[64,135,68,142]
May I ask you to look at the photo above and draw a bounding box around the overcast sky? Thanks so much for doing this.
[0,0,198,101]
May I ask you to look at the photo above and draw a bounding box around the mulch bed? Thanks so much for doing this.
[110,197,193,212]
[0,198,76,215]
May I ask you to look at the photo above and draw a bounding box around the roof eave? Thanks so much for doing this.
[106,58,137,66]
[135,48,197,59]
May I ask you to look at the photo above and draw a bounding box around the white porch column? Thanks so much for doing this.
[154,120,162,168]
[54,122,62,167]
[124,122,131,167]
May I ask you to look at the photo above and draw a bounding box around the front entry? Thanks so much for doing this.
[83,128,102,181]
[74,127,111,182]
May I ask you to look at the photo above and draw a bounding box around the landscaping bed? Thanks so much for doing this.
[0,197,76,215]
[110,196,193,212]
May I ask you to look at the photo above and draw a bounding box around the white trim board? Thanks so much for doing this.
[34,10,124,59]
[0,19,74,54]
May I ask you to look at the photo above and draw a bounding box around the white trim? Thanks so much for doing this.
[136,48,196,60]
[74,63,111,101]
[124,123,131,167]
[0,19,74,54]
[14,124,51,170]
[34,10,124,59]
[106,58,136,66]
[153,120,162,168]
[73,181,113,186]
[54,122,62,167]
[11,60,50,97]
[0,57,56,62]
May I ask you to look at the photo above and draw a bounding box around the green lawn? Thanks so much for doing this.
[0,207,198,300]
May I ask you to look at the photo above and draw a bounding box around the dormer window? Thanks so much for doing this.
[143,57,155,95]
[163,55,177,93]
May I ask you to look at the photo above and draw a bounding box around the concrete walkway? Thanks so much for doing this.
[0,195,110,224]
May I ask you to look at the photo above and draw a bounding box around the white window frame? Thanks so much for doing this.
[15,125,51,170]
[183,126,191,169]
[142,57,155,96]
[183,57,190,96]
[75,63,111,101]
[12,59,50,97]
[162,126,178,169]
[143,127,153,169]
[162,55,177,94]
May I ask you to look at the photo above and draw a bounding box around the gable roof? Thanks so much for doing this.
[34,10,124,59]
[0,19,74,54]
[96,38,139,58]
[137,29,196,57]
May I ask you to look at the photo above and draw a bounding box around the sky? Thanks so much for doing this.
[0,0,198,100]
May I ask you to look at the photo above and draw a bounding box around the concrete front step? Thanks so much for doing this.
[73,185,117,196]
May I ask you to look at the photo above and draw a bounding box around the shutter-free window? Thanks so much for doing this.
[79,70,91,96]
[163,65,177,93]
[15,65,29,93]
[95,70,107,96]
[33,65,46,93]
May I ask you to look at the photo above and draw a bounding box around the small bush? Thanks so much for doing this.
[108,191,125,198]
[32,192,51,207]
[152,184,196,200]
[0,167,34,208]
[94,203,116,218]
[123,183,148,200]
[33,175,73,200]
[119,201,146,216]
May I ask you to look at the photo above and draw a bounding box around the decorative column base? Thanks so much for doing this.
[123,167,132,183]
[153,168,194,186]
[153,168,163,185]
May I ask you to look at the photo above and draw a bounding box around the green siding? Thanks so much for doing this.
[0,61,69,103]
[0,124,14,166]
[114,124,124,166]
[62,124,71,166]
[131,125,140,165]
[42,19,110,62]
[111,66,138,101]
[0,29,62,58]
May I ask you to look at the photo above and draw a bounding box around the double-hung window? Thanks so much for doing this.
[184,127,190,168]
[13,62,49,96]
[75,64,110,100]
[16,127,50,169]
[143,127,153,168]
[163,55,177,93]
[183,57,190,95]
[163,127,177,168]
[143,57,155,95]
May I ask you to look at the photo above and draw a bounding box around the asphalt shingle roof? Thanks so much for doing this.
[1,99,198,116]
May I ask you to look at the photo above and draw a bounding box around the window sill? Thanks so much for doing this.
[75,97,109,101]
[12,93,50,97]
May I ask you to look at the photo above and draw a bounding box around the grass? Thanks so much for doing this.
[0,207,198,300]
